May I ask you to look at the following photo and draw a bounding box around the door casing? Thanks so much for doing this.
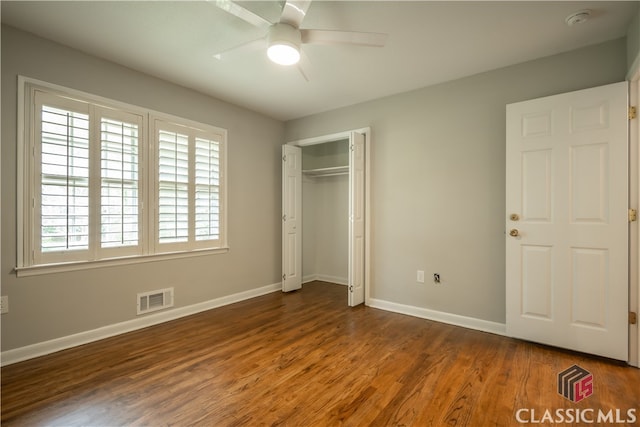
[627,63,640,368]
[283,127,371,306]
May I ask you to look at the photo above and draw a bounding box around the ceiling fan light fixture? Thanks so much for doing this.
[267,42,300,65]
[267,23,301,66]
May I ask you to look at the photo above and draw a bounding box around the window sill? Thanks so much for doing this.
[14,247,230,278]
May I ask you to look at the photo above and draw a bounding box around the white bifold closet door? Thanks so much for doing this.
[348,131,365,306]
[282,144,302,292]
[282,131,366,307]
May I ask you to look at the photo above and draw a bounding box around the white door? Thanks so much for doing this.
[282,144,302,292]
[348,132,366,306]
[506,82,628,360]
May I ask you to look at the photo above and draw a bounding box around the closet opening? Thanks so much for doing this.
[301,139,349,289]
[282,129,370,306]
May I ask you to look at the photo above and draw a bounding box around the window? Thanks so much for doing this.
[38,100,91,257]
[152,118,225,252]
[157,127,190,245]
[18,79,227,273]
[100,115,140,250]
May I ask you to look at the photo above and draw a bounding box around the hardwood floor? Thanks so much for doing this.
[2,281,639,426]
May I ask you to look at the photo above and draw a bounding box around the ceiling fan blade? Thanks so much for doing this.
[301,29,388,47]
[209,0,272,30]
[297,63,310,82]
[213,37,266,60]
[297,50,312,82]
[279,0,312,28]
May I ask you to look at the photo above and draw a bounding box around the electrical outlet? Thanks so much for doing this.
[433,273,441,284]
[417,270,425,283]
[0,296,8,314]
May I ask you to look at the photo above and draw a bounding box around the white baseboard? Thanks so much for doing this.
[303,274,348,286]
[1,282,282,366]
[367,298,507,336]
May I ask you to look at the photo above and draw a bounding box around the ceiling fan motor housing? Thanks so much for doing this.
[269,23,301,50]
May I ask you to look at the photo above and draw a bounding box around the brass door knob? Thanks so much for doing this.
[509,229,520,237]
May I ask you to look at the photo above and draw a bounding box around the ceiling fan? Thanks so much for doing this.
[211,0,388,80]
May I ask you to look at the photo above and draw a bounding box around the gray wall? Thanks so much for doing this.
[302,175,349,283]
[1,25,285,351]
[628,7,640,73]
[285,38,628,324]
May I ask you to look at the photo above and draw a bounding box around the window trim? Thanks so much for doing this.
[16,76,229,277]
[14,247,229,278]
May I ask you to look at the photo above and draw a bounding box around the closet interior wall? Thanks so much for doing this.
[301,139,349,285]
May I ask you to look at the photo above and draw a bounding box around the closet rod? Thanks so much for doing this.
[302,166,349,177]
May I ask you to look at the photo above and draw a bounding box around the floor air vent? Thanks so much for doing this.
[137,288,174,315]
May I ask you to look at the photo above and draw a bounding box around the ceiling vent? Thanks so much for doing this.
[137,288,174,315]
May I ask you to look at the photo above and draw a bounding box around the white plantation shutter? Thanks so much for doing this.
[99,111,142,253]
[195,137,220,241]
[153,119,226,252]
[31,91,145,264]
[20,80,227,271]
[40,104,90,253]
[34,92,91,264]
[158,129,190,244]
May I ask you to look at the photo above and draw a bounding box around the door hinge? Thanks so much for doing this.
[282,214,287,221]
[349,285,354,292]
[282,274,286,281]
[630,106,637,120]
[282,155,287,162]
[630,312,637,325]
[630,209,638,222]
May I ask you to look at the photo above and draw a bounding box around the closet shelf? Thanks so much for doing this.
[302,166,349,177]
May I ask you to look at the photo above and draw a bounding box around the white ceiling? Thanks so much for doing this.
[2,1,637,121]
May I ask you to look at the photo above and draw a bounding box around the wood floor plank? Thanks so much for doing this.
[2,281,639,426]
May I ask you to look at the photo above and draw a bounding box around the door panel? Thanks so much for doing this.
[571,248,608,328]
[571,143,609,223]
[522,149,552,222]
[521,245,553,320]
[506,82,628,360]
[282,145,302,292]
